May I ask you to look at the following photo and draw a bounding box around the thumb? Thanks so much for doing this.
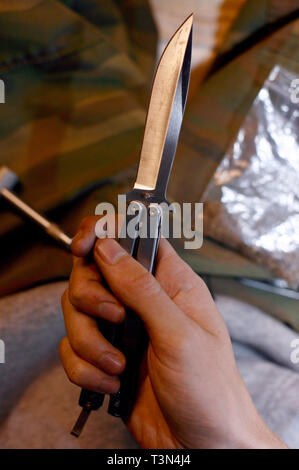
[93,237,188,340]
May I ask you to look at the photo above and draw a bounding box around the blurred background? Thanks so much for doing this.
[0,0,298,450]
[0,0,298,322]
[151,0,245,76]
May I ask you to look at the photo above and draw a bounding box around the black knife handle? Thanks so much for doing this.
[76,208,141,417]
[108,207,161,420]
[76,203,162,421]
[108,207,161,419]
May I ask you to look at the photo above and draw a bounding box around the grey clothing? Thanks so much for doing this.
[216,296,299,449]
[0,281,298,448]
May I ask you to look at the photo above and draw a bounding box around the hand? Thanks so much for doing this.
[60,216,286,449]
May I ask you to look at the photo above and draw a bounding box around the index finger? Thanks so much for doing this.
[72,214,122,257]
[71,216,101,257]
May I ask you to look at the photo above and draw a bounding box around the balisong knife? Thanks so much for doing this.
[71,14,193,437]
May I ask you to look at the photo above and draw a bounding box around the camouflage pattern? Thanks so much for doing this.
[169,1,299,329]
[0,1,298,329]
[0,0,157,236]
[0,0,157,290]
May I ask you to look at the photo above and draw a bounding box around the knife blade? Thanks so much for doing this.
[71,14,193,437]
[134,13,193,194]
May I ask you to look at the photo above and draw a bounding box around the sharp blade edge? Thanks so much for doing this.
[134,14,193,192]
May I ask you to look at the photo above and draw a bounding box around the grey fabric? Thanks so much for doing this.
[0,281,66,424]
[0,281,136,449]
[0,282,298,448]
[216,296,299,449]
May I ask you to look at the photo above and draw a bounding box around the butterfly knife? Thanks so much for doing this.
[71,14,193,437]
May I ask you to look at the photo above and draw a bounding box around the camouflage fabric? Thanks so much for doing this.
[0,0,156,238]
[0,0,157,291]
[215,0,299,58]
[169,15,299,203]
[0,1,298,329]
[168,1,299,329]
[168,1,299,330]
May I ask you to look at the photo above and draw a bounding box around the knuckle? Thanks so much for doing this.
[79,216,95,231]
[71,334,89,357]
[174,328,197,362]
[99,376,119,394]
[130,271,161,298]
[171,284,197,304]
[68,362,85,386]
[58,336,68,356]
[68,282,84,306]
[196,275,208,291]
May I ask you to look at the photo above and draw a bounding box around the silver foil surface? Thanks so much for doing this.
[203,66,299,289]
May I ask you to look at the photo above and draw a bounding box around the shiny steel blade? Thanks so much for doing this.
[134,14,193,194]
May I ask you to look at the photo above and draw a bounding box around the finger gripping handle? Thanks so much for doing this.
[76,204,161,424]
[108,206,161,418]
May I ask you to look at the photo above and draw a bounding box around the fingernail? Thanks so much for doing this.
[102,353,122,371]
[96,239,127,265]
[98,302,125,321]
[74,229,84,241]
[100,376,119,393]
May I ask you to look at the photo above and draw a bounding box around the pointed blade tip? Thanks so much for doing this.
[183,13,194,27]
[177,14,193,35]
[163,14,193,57]
[135,14,193,192]
[170,14,192,50]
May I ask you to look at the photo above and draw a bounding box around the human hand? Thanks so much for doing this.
[60,216,286,449]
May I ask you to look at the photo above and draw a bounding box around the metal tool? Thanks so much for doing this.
[240,278,299,300]
[71,14,193,437]
[0,166,72,250]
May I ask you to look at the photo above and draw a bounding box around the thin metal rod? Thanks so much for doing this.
[1,188,72,250]
[71,406,92,438]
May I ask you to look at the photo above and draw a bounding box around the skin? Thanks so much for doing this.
[60,216,287,449]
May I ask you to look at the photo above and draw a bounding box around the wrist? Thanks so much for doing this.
[231,411,288,449]
[212,391,288,449]
[243,418,287,449]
